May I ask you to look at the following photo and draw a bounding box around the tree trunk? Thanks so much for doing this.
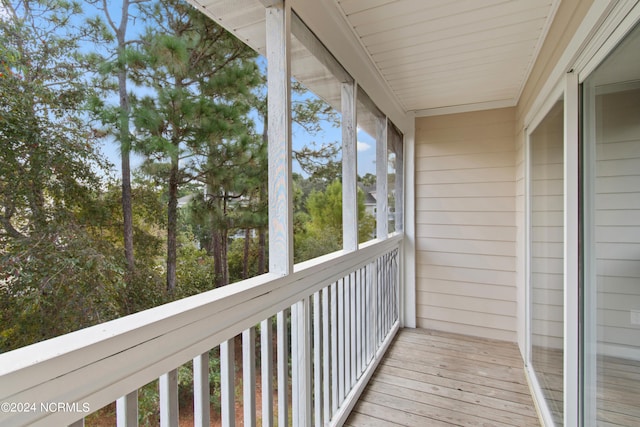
[212,229,221,286]
[117,0,135,279]
[242,228,250,279]
[258,227,266,275]
[166,152,179,294]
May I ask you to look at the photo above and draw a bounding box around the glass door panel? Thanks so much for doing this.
[529,99,565,425]
[582,21,640,427]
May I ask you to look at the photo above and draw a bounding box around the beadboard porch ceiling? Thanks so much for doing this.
[190,0,560,116]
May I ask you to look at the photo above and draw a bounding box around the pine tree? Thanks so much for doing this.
[133,0,259,291]
[85,0,150,281]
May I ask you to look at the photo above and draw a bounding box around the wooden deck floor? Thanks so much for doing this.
[345,328,541,427]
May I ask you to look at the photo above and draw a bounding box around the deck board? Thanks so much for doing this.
[346,329,541,426]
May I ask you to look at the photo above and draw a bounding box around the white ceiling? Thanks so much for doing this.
[191,0,560,116]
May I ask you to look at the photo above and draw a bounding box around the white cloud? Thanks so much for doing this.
[357,141,371,152]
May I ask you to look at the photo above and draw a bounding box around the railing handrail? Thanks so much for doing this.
[0,234,402,426]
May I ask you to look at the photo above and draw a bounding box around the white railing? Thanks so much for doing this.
[0,235,401,427]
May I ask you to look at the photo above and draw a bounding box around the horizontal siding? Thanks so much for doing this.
[417,265,516,288]
[592,89,640,355]
[415,108,517,341]
[416,196,515,212]
[529,100,564,355]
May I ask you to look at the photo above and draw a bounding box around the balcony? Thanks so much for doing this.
[1,236,405,426]
[0,233,543,427]
[4,1,640,426]
[347,329,539,427]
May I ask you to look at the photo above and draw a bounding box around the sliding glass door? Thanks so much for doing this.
[582,21,640,427]
[529,98,565,425]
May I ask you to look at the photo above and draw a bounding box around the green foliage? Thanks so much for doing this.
[132,352,223,426]
[174,241,217,297]
[0,0,381,359]
[138,381,160,426]
[294,180,375,262]
[0,224,124,351]
[131,0,261,290]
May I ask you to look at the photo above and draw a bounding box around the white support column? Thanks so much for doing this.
[342,82,358,251]
[260,319,273,427]
[242,328,257,427]
[564,71,580,427]
[193,353,210,427]
[159,369,178,427]
[221,339,235,427]
[264,5,300,424]
[116,390,138,427]
[264,0,293,277]
[376,118,388,240]
[402,119,416,328]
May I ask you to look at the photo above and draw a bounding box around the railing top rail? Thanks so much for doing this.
[0,234,401,426]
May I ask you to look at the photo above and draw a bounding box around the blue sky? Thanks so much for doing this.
[74,1,377,179]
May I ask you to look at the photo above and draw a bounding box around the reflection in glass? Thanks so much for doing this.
[530,99,564,425]
[582,21,640,426]
[356,89,384,241]
[387,122,403,233]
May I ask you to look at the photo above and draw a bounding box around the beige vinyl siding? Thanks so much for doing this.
[593,88,640,357]
[415,108,517,342]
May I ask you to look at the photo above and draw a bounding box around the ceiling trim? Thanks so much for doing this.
[413,99,517,118]
[514,0,563,106]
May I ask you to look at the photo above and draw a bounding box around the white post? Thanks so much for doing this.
[349,273,357,385]
[403,120,416,328]
[221,339,235,427]
[264,0,293,277]
[264,3,295,425]
[337,277,345,403]
[159,369,178,427]
[564,70,579,427]
[243,328,257,427]
[330,282,339,414]
[292,298,311,426]
[313,292,323,426]
[342,82,358,251]
[277,310,288,427]
[322,287,331,422]
[343,275,351,391]
[193,353,210,427]
[355,271,363,376]
[116,390,138,427]
[376,118,389,240]
[260,318,273,427]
